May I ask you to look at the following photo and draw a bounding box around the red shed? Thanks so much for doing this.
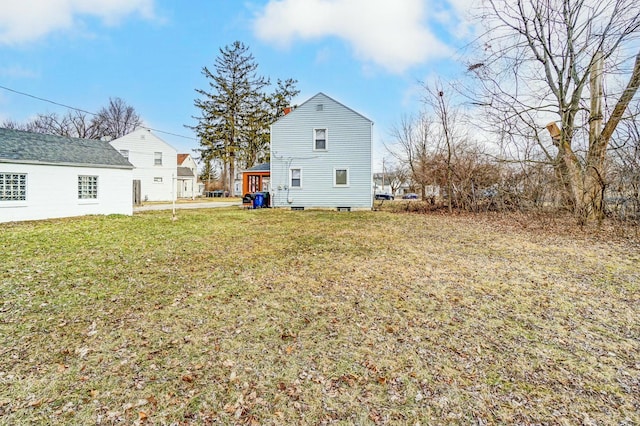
[242,162,270,206]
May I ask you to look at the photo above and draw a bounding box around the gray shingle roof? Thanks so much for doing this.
[0,127,133,169]
[177,166,194,177]
[246,162,270,172]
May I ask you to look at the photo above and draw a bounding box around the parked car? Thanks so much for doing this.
[402,193,418,199]
[375,193,394,200]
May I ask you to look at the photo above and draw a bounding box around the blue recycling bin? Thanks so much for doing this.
[253,192,264,209]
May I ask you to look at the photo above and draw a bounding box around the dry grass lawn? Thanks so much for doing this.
[1,208,638,424]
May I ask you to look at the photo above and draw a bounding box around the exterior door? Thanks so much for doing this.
[248,175,261,193]
[133,180,141,205]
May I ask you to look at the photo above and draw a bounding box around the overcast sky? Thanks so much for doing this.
[0,0,476,169]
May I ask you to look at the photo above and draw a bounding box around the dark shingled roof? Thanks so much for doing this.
[246,162,270,172]
[0,127,133,169]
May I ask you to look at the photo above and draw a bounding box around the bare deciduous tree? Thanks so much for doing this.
[94,97,143,139]
[387,113,441,201]
[424,83,459,212]
[385,162,410,195]
[468,0,640,222]
[609,100,640,219]
[3,97,142,140]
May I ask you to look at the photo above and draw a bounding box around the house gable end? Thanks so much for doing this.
[269,92,373,210]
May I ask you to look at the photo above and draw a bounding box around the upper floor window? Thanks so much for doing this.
[0,173,27,201]
[154,152,163,166]
[314,128,327,151]
[78,175,98,199]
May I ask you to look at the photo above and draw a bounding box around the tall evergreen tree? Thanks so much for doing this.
[192,41,298,193]
[192,41,267,193]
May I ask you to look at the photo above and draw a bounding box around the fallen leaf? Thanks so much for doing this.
[27,399,42,408]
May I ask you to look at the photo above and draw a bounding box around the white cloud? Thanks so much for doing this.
[253,0,453,74]
[0,0,156,45]
[0,65,39,79]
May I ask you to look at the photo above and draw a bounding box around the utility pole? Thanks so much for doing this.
[589,51,604,148]
[382,157,386,195]
[438,90,453,213]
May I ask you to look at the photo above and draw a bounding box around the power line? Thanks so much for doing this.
[0,84,95,115]
[0,84,197,141]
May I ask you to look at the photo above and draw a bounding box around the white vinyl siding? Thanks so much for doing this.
[109,129,177,202]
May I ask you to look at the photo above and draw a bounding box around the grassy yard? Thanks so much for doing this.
[1,208,638,425]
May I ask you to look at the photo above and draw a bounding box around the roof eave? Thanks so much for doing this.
[0,158,134,170]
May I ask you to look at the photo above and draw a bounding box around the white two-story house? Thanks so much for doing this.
[270,92,373,210]
[110,128,177,202]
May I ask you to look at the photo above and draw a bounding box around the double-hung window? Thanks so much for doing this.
[154,152,163,166]
[314,128,327,151]
[0,173,27,201]
[290,168,302,188]
[78,175,98,199]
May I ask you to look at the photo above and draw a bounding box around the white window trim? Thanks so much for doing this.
[289,168,302,189]
[154,152,163,166]
[333,167,350,187]
[153,177,163,183]
[313,128,328,151]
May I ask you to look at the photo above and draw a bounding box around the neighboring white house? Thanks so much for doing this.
[0,127,133,223]
[270,92,373,210]
[177,153,198,199]
[109,128,177,202]
[372,172,412,197]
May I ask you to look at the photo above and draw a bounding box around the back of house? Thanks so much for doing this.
[270,92,373,210]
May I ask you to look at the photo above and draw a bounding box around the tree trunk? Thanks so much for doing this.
[584,51,640,221]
